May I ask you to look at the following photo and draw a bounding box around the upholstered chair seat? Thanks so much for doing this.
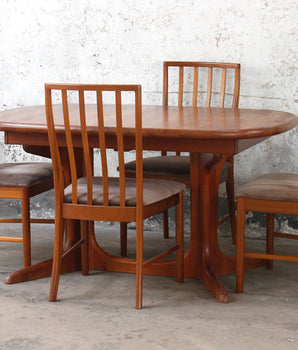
[64,177,185,206]
[125,154,231,183]
[236,173,298,202]
[0,163,53,187]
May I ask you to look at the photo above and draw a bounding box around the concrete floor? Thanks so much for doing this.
[0,223,297,350]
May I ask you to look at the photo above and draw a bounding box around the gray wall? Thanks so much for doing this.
[0,1,297,235]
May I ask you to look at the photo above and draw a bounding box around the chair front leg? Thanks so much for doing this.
[176,191,184,283]
[81,220,89,276]
[49,212,65,302]
[135,218,144,309]
[266,213,274,270]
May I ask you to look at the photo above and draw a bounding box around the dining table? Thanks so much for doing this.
[0,104,297,303]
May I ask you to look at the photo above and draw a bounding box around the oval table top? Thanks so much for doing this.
[0,105,297,140]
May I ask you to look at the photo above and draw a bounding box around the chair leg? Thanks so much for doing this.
[176,191,184,283]
[266,213,274,270]
[21,194,31,267]
[120,222,127,257]
[135,218,144,309]
[81,220,89,276]
[49,212,64,302]
[226,172,237,245]
[236,198,245,293]
[162,210,169,239]
[163,210,169,239]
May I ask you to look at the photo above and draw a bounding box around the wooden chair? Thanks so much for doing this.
[236,173,298,293]
[0,155,54,267]
[45,83,185,309]
[123,61,241,255]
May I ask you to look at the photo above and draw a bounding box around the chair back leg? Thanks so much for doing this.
[21,194,31,267]
[176,191,184,283]
[163,210,169,239]
[120,222,128,257]
[266,213,274,270]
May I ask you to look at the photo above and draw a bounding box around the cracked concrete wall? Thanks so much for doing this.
[0,0,297,235]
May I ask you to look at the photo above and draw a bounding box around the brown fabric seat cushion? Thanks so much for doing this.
[64,177,186,206]
[124,154,231,183]
[0,162,53,187]
[236,173,298,202]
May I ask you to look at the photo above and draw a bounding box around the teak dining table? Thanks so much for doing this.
[0,104,297,303]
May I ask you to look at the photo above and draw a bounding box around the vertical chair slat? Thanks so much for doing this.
[178,66,184,107]
[177,67,183,155]
[78,90,93,205]
[233,67,241,108]
[115,90,126,207]
[161,64,168,155]
[192,67,198,107]
[45,88,64,201]
[96,91,109,206]
[206,67,213,107]
[163,62,169,106]
[62,90,78,204]
[219,68,227,108]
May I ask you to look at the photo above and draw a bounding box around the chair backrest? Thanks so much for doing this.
[45,83,143,208]
[163,61,240,108]
[162,61,240,156]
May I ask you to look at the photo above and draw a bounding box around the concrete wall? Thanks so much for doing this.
[0,0,297,234]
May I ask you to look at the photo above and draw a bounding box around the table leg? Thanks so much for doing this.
[196,153,231,302]
[182,153,230,301]
[185,152,264,302]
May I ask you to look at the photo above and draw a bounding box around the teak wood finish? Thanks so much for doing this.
[0,101,297,303]
[45,83,184,309]
[123,61,240,252]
